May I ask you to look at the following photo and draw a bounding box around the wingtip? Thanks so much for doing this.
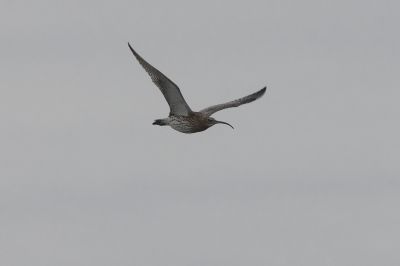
[127,42,136,54]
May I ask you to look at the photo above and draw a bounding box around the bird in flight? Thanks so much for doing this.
[128,43,267,134]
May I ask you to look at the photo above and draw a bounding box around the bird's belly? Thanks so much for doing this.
[169,117,208,134]
[170,123,207,134]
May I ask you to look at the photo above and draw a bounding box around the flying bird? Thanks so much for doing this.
[128,42,267,134]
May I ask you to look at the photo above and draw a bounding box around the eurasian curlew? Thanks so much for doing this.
[128,43,267,134]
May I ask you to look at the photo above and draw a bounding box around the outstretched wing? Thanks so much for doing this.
[128,43,192,116]
[200,87,266,116]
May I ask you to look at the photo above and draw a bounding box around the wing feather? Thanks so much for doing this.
[128,43,192,116]
[200,87,266,116]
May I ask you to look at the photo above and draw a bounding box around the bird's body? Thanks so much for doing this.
[128,43,267,134]
[154,113,214,133]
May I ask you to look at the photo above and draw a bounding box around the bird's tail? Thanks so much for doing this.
[152,119,168,126]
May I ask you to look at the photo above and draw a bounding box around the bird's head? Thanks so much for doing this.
[207,117,234,130]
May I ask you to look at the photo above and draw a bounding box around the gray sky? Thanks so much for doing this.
[1,0,399,265]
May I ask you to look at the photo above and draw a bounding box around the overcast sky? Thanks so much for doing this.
[1,0,399,265]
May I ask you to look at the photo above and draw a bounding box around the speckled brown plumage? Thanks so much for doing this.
[128,42,267,134]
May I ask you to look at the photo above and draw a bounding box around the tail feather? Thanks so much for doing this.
[152,119,168,126]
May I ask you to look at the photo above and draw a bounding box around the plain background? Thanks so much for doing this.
[1,0,399,265]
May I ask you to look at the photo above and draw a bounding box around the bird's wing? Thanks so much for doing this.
[128,43,192,116]
[200,87,266,116]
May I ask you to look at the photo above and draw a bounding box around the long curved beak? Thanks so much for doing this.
[215,120,234,129]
